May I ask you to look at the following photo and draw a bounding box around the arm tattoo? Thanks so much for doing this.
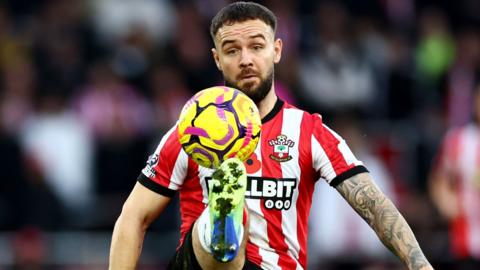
[336,173,431,269]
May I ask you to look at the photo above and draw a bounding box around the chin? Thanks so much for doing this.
[240,82,258,92]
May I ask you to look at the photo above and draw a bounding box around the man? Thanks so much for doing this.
[429,85,480,269]
[110,2,433,270]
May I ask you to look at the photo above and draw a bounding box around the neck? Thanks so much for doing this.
[256,88,277,119]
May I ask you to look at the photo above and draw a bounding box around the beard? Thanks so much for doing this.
[224,67,274,104]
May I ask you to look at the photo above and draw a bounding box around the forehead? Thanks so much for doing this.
[215,19,274,44]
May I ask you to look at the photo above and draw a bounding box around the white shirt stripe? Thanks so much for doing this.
[246,144,281,269]
[258,249,282,270]
[280,108,303,266]
[311,135,337,183]
[169,150,188,190]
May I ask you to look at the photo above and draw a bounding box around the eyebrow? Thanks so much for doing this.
[220,33,267,48]
[249,34,266,41]
[221,39,236,48]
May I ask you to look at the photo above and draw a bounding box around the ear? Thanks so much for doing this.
[273,38,283,64]
[212,48,222,70]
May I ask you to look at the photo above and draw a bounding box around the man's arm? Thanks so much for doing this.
[109,182,171,270]
[335,172,433,270]
[428,168,459,221]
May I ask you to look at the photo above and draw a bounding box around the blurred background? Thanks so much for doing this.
[0,0,479,269]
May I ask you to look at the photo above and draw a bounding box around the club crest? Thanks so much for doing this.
[268,134,294,162]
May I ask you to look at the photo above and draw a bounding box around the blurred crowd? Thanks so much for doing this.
[0,0,479,269]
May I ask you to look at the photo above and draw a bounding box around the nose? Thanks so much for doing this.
[239,49,253,68]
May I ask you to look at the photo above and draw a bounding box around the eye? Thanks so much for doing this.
[252,45,263,50]
[225,48,239,55]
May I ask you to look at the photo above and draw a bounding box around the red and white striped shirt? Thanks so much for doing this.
[435,124,480,259]
[139,99,367,269]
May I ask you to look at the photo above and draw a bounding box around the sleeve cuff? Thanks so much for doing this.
[137,173,176,198]
[329,165,369,188]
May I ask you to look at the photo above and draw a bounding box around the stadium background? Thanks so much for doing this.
[0,0,478,269]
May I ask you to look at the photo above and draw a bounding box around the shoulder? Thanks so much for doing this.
[282,101,324,126]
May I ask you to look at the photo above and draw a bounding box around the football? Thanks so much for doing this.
[177,86,261,168]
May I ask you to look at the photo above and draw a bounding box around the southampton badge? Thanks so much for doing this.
[268,134,294,162]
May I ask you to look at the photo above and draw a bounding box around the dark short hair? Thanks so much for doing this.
[210,2,277,40]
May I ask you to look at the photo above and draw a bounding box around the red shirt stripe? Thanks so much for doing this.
[260,107,298,270]
[246,241,262,267]
[178,159,204,246]
[296,111,316,267]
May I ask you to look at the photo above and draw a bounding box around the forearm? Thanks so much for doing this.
[109,182,171,269]
[336,173,432,270]
[369,196,431,269]
[109,214,146,270]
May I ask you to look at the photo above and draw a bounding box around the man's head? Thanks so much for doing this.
[210,2,282,103]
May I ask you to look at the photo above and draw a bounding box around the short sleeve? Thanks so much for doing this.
[311,115,368,187]
[137,124,189,197]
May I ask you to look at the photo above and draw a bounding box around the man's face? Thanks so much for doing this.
[212,19,282,103]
